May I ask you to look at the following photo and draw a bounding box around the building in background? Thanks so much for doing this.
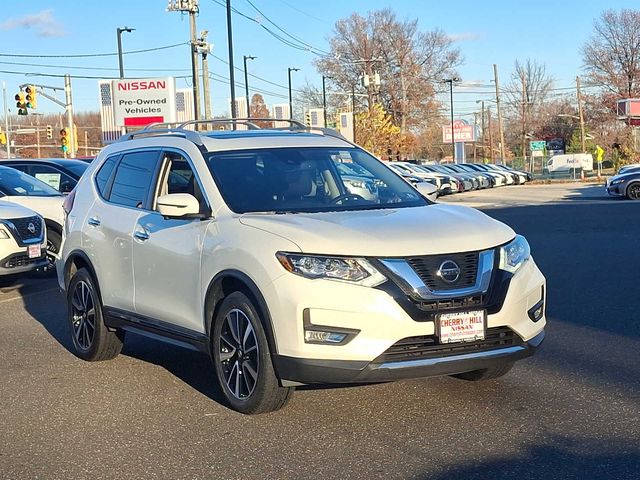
[272,103,291,127]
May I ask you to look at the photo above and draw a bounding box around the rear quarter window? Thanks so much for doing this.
[95,155,119,197]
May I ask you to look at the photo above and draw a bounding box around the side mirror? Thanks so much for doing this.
[415,182,438,202]
[156,193,201,218]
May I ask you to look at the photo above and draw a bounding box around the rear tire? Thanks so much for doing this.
[67,268,123,361]
[451,362,514,381]
[211,291,293,414]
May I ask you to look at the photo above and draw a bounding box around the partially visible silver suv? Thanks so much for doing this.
[58,119,546,414]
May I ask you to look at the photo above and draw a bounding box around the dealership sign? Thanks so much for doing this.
[442,120,476,143]
[111,77,177,127]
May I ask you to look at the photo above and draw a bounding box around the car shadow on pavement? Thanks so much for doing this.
[421,436,640,480]
[16,277,229,408]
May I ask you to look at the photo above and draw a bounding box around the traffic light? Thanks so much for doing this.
[60,127,70,153]
[15,91,28,115]
[0,131,6,146]
[46,125,53,140]
[25,85,37,109]
[305,111,311,126]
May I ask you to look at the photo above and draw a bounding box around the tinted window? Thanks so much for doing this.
[95,155,119,196]
[109,151,159,208]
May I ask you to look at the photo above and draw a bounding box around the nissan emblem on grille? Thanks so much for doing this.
[27,223,36,234]
[437,260,461,284]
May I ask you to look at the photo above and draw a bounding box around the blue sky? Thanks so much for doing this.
[1,0,638,117]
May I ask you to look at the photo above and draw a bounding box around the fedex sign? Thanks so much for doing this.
[111,77,176,127]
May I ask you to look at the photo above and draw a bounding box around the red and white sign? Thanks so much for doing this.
[111,77,176,127]
[442,120,476,143]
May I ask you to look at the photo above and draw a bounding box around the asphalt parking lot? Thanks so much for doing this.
[1,184,639,480]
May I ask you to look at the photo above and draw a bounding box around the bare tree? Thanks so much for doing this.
[583,9,640,97]
[314,9,461,132]
[504,59,554,156]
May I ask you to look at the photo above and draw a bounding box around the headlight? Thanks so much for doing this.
[499,235,530,274]
[0,228,9,239]
[610,178,626,185]
[276,252,387,287]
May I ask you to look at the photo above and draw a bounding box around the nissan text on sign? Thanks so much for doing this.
[112,77,177,127]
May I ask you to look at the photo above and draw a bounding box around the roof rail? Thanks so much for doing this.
[116,128,203,145]
[117,117,350,145]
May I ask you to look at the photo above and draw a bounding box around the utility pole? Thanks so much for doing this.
[488,108,494,163]
[521,73,527,169]
[351,84,356,144]
[85,130,89,155]
[167,0,201,121]
[226,0,236,119]
[3,82,10,159]
[243,55,256,118]
[200,31,212,121]
[64,74,76,159]
[35,114,41,158]
[287,67,299,119]
[493,64,506,164]
[576,76,586,153]
[322,75,328,127]
[116,27,134,79]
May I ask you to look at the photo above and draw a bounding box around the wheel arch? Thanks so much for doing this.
[63,250,102,302]
[204,270,278,356]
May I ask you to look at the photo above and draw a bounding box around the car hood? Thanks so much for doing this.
[239,203,515,257]
[0,199,40,220]
[3,195,65,226]
[610,171,639,183]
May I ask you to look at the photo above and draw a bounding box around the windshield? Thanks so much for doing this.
[0,167,62,197]
[64,163,89,177]
[206,147,429,213]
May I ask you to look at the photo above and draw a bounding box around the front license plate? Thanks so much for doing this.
[437,310,486,344]
[27,244,41,259]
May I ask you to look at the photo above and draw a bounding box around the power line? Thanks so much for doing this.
[210,0,329,56]
[276,0,331,24]
[243,0,332,55]
[0,42,189,59]
[0,69,191,80]
[0,60,192,73]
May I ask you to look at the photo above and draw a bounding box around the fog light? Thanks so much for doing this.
[528,299,545,322]
[304,330,347,344]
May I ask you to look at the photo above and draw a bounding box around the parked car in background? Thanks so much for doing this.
[422,164,474,192]
[0,166,64,269]
[491,164,530,184]
[0,158,89,194]
[456,164,497,187]
[463,164,509,187]
[0,200,47,277]
[606,169,640,200]
[393,162,454,195]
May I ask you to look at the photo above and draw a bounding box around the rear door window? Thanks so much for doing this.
[108,151,161,209]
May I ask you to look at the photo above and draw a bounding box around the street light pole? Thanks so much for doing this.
[226,0,236,120]
[288,67,299,119]
[116,27,134,79]
[243,55,256,118]
[443,77,460,162]
[322,75,329,127]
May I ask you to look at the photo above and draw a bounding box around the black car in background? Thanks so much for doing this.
[0,158,89,193]
[606,169,640,200]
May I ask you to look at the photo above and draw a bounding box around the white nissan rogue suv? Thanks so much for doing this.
[58,120,546,414]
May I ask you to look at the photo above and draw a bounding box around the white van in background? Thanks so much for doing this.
[544,153,594,174]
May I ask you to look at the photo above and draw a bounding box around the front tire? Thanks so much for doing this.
[451,362,514,381]
[67,268,123,361]
[626,181,640,200]
[212,291,293,414]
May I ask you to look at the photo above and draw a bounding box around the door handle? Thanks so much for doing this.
[88,216,101,227]
[133,230,150,241]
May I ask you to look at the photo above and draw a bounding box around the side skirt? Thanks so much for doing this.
[104,307,209,354]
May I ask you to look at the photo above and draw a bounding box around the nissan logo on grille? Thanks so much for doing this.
[437,260,461,284]
[27,222,36,234]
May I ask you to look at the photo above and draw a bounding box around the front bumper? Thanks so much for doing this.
[606,183,625,196]
[0,251,48,276]
[274,330,544,384]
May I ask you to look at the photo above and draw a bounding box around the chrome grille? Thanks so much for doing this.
[407,251,479,291]
[10,216,43,242]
